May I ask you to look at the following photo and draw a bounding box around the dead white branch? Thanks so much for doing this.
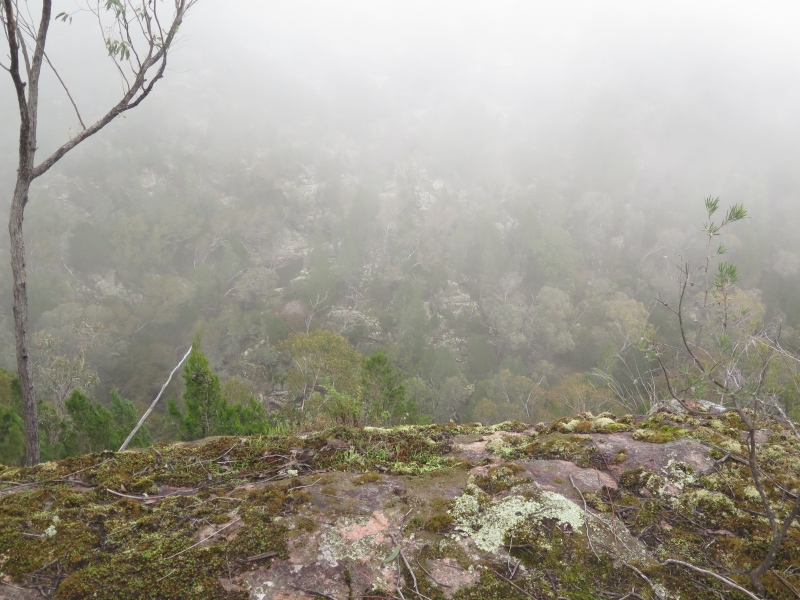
[118,345,192,452]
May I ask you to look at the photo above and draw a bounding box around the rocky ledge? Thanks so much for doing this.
[0,409,798,599]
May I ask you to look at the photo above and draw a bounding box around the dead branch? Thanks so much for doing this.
[389,532,431,600]
[118,344,192,451]
[569,475,600,562]
[662,559,761,600]
[489,568,538,600]
[42,49,85,129]
[292,586,338,600]
[622,562,665,600]
[242,551,278,563]
[165,517,242,560]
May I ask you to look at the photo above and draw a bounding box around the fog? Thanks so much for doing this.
[10,2,800,184]
[1,1,800,455]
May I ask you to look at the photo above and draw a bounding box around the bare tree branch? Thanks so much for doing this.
[118,345,192,452]
[662,560,761,600]
[32,0,197,181]
[42,50,86,129]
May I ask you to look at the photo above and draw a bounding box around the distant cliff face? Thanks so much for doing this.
[0,410,798,599]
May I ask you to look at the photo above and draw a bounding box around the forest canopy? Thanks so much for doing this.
[1,2,800,464]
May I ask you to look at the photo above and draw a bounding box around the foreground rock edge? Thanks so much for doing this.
[0,410,798,599]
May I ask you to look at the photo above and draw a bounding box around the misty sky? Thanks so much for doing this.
[4,0,800,217]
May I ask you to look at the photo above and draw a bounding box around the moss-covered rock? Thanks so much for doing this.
[0,414,798,599]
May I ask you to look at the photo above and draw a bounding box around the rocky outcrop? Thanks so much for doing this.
[0,410,798,599]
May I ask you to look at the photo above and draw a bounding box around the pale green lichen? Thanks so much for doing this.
[593,417,616,429]
[679,489,736,513]
[485,437,515,458]
[743,486,762,503]
[308,515,398,595]
[646,473,665,495]
[390,454,455,475]
[450,485,584,552]
[718,439,744,454]
[662,460,696,492]
[450,494,480,526]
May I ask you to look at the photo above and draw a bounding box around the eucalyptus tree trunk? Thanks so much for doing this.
[4,0,51,465]
[2,0,196,465]
[9,180,38,464]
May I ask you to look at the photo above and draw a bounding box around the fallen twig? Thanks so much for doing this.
[6,458,113,490]
[662,559,761,600]
[292,585,338,600]
[389,532,431,600]
[414,555,451,588]
[243,551,278,563]
[209,441,240,464]
[104,488,179,501]
[489,568,538,600]
[570,475,601,562]
[288,478,322,491]
[154,569,176,583]
[622,562,665,600]
[771,570,800,599]
[165,517,242,560]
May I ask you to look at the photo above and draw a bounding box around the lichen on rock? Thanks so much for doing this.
[0,414,799,599]
[450,482,584,552]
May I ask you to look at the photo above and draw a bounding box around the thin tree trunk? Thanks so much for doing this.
[750,494,800,594]
[4,0,192,465]
[9,180,38,465]
[4,0,50,466]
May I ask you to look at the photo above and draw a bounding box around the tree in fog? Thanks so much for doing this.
[1,0,196,465]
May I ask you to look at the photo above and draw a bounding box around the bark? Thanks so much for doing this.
[9,180,38,464]
[4,0,51,466]
[750,494,800,594]
[3,0,194,465]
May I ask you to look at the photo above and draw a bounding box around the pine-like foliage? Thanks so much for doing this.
[170,336,224,440]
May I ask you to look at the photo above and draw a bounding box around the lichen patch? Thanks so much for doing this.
[451,484,585,552]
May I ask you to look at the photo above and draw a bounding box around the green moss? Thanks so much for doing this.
[471,463,529,494]
[423,512,454,533]
[295,516,318,532]
[489,421,529,433]
[632,424,687,443]
[522,433,598,467]
[619,467,648,490]
[227,507,289,561]
[2,417,799,599]
[596,421,632,433]
[452,570,529,600]
[352,471,383,485]
[429,496,453,512]
[484,437,516,458]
